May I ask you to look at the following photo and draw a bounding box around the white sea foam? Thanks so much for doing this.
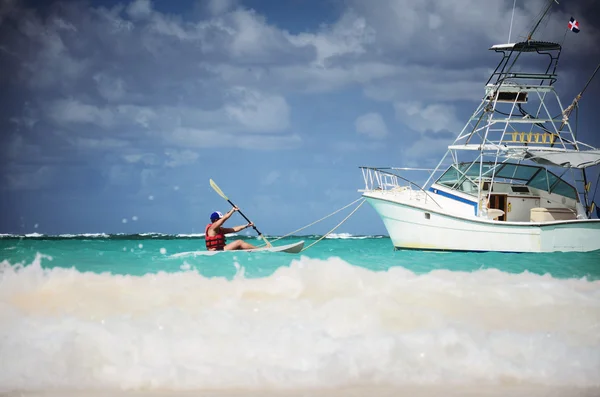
[177,232,237,238]
[176,233,206,238]
[24,233,44,237]
[324,233,380,239]
[58,233,111,238]
[0,254,599,393]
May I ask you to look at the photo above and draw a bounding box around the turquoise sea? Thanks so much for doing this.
[1,233,599,396]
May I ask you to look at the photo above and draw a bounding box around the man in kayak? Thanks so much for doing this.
[205,207,257,251]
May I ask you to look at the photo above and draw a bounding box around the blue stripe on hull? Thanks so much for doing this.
[428,187,478,215]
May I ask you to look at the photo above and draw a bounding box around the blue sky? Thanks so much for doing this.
[1,0,599,236]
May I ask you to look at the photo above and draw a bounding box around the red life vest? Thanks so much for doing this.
[205,223,226,250]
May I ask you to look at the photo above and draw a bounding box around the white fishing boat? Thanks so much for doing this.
[358,4,600,253]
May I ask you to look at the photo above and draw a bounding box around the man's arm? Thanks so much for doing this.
[221,222,253,234]
[208,207,237,233]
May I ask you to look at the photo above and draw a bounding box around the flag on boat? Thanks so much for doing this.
[568,17,580,33]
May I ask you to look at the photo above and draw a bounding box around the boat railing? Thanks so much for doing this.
[493,73,557,86]
[486,40,562,87]
[358,167,443,208]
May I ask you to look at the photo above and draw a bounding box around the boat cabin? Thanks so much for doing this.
[432,162,583,222]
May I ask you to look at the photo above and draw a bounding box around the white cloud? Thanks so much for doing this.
[235,133,302,150]
[227,9,289,58]
[428,14,442,30]
[400,135,453,167]
[75,137,130,149]
[5,134,41,159]
[126,0,153,20]
[146,11,189,40]
[362,65,487,104]
[53,18,77,32]
[332,141,386,152]
[21,25,88,89]
[291,10,375,66]
[394,102,462,134]
[162,127,301,150]
[289,170,308,187]
[260,171,280,186]
[269,62,401,93]
[355,112,388,139]
[207,0,238,16]
[163,127,223,148]
[164,149,199,167]
[103,164,160,189]
[105,165,134,186]
[224,87,290,132]
[140,168,155,187]
[93,73,127,102]
[123,154,144,163]
[5,166,56,190]
[47,99,115,128]
[116,105,156,128]
[123,153,160,165]
[344,0,549,61]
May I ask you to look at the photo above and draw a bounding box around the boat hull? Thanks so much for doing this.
[365,195,600,253]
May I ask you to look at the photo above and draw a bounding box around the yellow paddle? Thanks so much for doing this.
[209,179,272,247]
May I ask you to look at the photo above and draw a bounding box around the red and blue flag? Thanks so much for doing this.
[568,17,580,33]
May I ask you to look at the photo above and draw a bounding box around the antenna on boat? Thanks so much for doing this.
[486,0,559,101]
[507,0,517,43]
[482,0,559,115]
[527,0,559,41]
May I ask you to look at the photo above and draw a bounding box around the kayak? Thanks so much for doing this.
[170,240,305,257]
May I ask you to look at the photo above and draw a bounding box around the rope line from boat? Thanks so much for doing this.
[300,199,366,252]
[253,197,366,248]
[561,61,600,128]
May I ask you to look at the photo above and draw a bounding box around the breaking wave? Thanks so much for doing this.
[1,253,599,392]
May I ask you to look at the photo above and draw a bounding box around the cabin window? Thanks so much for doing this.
[458,178,477,194]
[496,164,538,181]
[550,180,577,200]
[437,167,462,188]
[528,169,577,200]
[460,163,496,179]
[511,186,530,193]
[443,162,578,201]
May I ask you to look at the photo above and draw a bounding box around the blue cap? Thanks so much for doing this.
[210,211,223,221]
